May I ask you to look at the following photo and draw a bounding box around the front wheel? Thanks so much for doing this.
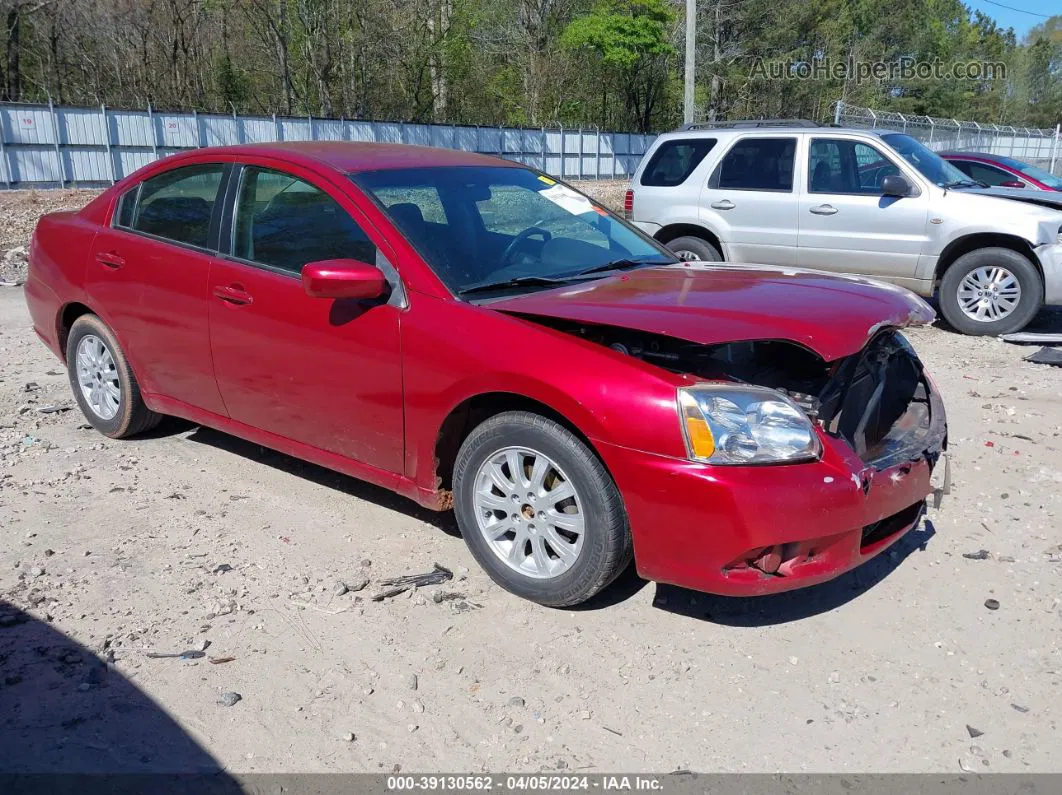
[452,411,631,607]
[666,235,722,262]
[938,247,1043,336]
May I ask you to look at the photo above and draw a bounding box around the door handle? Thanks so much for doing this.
[212,284,253,306]
[95,251,125,269]
[710,199,735,210]
[810,204,838,216]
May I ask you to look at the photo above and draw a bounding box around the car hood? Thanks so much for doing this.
[958,185,1062,213]
[485,264,935,362]
[946,187,1062,224]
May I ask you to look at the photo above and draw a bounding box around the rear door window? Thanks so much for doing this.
[713,137,796,192]
[231,166,377,275]
[640,139,717,186]
[129,164,225,248]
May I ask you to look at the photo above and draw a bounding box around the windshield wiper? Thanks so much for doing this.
[943,179,987,189]
[458,275,574,297]
[569,256,674,279]
[459,256,673,297]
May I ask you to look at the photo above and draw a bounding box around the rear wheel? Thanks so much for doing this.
[938,247,1042,336]
[66,314,162,438]
[666,235,722,262]
[452,411,631,607]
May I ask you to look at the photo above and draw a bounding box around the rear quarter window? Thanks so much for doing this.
[640,139,717,187]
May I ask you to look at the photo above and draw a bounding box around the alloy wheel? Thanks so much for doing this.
[472,446,585,579]
[956,266,1021,322]
[75,334,121,421]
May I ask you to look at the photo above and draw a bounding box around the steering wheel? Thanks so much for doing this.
[500,225,552,266]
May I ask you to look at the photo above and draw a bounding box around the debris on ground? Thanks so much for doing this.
[1024,347,1062,367]
[1000,332,1062,344]
[967,724,984,738]
[962,550,991,560]
[146,649,206,660]
[36,405,71,414]
[372,563,453,601]
[209,656,236,665]
[217,691,242,707]
[0,246,28,286]
[984,598,1000,611]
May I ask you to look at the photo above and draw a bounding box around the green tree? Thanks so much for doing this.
[562,0,676,131]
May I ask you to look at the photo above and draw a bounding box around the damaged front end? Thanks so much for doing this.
[529,317,946,477]
[817,330,947,473]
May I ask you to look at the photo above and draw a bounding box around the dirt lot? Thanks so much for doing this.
[1,184,1061,774]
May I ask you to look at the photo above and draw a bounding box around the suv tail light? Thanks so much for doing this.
[623,190,634,220]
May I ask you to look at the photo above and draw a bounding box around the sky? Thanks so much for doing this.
[965,0,1058,39]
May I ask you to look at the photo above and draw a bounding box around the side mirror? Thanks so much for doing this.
[302,259,388,300]
[1000,180,1025,189]
[881,175,912,197]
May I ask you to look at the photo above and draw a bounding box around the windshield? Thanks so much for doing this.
[880,133,971,187]
[1009,160,1062,190]
[352,166,674,296]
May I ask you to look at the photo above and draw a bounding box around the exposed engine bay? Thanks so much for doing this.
[524,316,945,470]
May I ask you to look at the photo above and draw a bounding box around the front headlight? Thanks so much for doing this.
[678,384,822,465]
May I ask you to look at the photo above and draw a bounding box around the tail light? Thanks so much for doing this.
[623,189,634,220]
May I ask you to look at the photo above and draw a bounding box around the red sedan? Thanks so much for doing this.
[25,142,947,606]
[940,151,1062,192]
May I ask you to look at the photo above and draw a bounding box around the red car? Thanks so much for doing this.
[940,152,1062,192]
[25,143,948,606]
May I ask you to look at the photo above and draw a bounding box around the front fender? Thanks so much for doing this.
[401,294,689,493]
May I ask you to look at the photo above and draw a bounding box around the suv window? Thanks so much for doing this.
[127,164,225,248]
[232,167,377,274]
[714,137,796,192]
[809,139,900,194]
[641,139,717,187]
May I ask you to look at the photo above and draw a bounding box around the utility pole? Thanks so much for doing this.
[683,0,696,125]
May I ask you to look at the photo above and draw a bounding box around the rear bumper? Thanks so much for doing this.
[595,395,946,596]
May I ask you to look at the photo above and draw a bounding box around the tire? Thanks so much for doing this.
[66,314,162,439]
[938,247,1043,336]
[666,235,722,262]
[452,411,632,607]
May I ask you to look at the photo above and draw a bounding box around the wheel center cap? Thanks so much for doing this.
[520,504,535,520]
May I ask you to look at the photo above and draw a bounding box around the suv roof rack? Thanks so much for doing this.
[677,119,823,130]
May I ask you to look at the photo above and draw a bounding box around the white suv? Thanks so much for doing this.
[627,120,1062,335]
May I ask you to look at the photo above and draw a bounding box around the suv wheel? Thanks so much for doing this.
[66,314,162,438]
[939,247,1043,336]
[666,235,722,262]
[452,411,632,607]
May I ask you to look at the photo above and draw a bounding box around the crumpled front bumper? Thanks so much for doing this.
[594,375,947,597]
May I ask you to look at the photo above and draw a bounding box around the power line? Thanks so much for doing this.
[973,0,1051,18]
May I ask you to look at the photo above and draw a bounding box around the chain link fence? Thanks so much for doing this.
[835,101,1062,177]
[0,101,656,189]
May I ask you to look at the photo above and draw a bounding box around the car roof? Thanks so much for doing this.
[938,152,1002,161]
[660,125,893,137]
[176,141,521,173]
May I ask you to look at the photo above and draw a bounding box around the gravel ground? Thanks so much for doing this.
[1,185,1061,774]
